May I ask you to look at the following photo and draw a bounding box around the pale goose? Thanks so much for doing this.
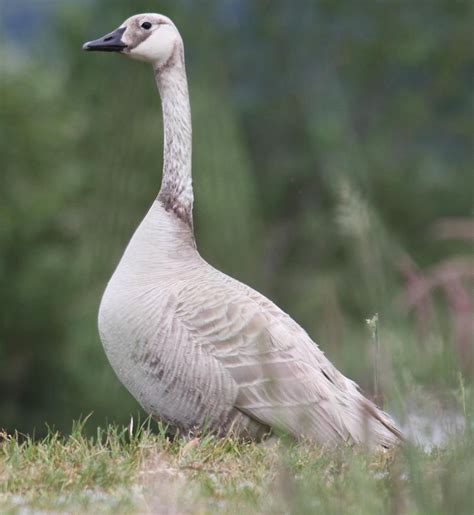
[83,13,402,447]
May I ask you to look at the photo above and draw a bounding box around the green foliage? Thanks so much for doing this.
[1,60,81,431]
[0,0,473,435]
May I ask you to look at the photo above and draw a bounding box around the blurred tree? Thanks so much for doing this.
[0,61,82,430]
[1,0,472,434]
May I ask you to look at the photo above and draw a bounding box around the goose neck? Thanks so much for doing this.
[154,50,193,229]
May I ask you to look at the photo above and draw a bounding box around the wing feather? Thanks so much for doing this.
[174,268,401,446]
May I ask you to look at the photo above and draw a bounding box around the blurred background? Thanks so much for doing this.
[1,0,472,437]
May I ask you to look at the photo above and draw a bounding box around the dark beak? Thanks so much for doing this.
[82,27,127,52]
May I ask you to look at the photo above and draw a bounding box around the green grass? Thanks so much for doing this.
[1,417,473,514]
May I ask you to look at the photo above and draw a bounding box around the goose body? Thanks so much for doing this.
[84,13,402,447]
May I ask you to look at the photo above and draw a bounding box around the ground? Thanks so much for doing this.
[1,418,472,514]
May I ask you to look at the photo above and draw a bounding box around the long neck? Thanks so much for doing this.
[154,48,193,229]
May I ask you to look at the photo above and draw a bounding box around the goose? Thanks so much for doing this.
[83,13,402,447]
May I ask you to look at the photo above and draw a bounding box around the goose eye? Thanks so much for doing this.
[141,22,152,30]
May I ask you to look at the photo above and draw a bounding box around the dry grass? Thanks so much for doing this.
[1,416,473,514]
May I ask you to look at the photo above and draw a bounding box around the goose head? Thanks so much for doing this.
[82,13,183,68]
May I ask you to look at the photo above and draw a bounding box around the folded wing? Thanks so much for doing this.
[175,269,402,447]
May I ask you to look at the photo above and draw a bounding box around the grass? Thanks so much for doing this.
[1,416,473,514]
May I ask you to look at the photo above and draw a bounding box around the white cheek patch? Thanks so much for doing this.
[129,26,178,64]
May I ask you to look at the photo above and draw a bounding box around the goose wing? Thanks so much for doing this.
[175,267,401,446]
